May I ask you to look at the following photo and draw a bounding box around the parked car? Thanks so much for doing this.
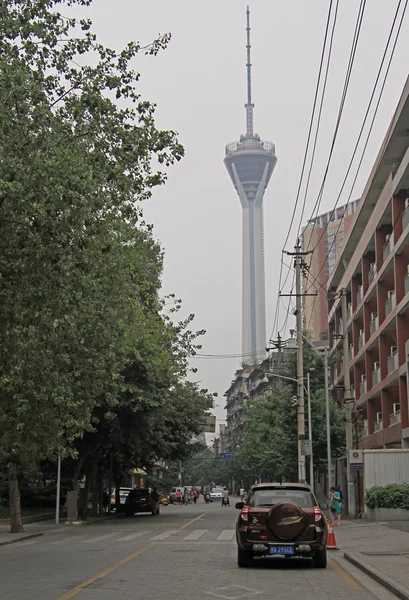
[110,487,132,510]
[210,487,224,501]
[235,482,328,568]
[124,488,160,516]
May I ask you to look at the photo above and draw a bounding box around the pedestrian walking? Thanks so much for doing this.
[221,488,230,507]
[176,489,182,505]
[336,484,344,511]
[239,487,245,503]
[329,486,342,526]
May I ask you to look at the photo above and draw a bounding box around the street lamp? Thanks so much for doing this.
[290,330,333,490]
[261,371,313,492]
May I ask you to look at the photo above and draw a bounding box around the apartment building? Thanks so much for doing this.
[328,77,409,450]
[302,201,359,346]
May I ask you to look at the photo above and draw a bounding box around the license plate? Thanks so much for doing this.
[269,545,294,555]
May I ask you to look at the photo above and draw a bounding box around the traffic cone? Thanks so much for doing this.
[327,521,338,550]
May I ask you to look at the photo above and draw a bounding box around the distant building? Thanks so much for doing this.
[302,201,359,346]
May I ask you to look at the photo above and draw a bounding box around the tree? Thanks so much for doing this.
[0,0,186,531]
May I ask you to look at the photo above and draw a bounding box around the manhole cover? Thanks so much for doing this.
[205,585,262,600]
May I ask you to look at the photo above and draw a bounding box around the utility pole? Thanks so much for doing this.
[341,288,356,517]
[295,240,306,483]
[324,348,332,490]
[307,372,313,493]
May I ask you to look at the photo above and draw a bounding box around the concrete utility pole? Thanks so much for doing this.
[294,241,306,484]
[341,288,356,517]
[324,348,332,490]
[307,372,313,493]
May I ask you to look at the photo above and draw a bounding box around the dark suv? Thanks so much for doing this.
[124,488,160,517]
[235,483,328,568]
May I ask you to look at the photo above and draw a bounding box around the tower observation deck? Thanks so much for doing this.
[224,6,277,361]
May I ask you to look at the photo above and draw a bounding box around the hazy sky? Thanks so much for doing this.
[80,1,409,427]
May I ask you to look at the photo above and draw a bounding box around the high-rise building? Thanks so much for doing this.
[302,201,360,346]
[224,7,277,361]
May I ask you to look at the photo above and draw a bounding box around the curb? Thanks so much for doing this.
[344,551,409,600]
[0,533,43,548]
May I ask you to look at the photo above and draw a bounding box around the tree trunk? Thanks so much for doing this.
[91,460,98,518]
[114,473,121,513]
[108,455,113,514]
[8,463,24,533]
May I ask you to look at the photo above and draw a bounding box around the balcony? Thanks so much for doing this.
[356,287,363,305]
[383,237,392,261]
[374,419,383,432]
[358,332,365,350]
[369,264,377,284]
[360,378,367,396]
[390,411,401,426]
[372,367,380,387]
[385,291,396,317]
[387,349,398,374]
[404,206,409,230]
[405,272,409,295]
[370,316,379,336]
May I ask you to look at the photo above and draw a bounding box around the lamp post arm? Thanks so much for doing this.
[264,372,308,396]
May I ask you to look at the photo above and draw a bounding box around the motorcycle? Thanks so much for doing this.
[160,495,169,506]
[204,492,211,503]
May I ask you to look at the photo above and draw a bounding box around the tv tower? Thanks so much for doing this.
[224,6,277,361]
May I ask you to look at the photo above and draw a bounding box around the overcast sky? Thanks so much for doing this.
[81,1,409,428]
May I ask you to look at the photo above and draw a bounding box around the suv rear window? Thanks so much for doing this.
[128,489,150,499]
[248,488,314,508]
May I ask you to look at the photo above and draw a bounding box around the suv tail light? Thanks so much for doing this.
[314,506,323,522]
[240,505,249,522]
[111,493,115,501]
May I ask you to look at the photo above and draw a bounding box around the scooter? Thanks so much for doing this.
[160,495,169,506]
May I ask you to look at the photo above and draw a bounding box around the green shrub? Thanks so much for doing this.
[365,483,409,509]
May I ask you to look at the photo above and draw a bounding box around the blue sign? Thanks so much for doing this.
[219,452,233,460]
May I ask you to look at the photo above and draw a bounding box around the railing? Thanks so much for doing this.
[387,350,398,374]
[385,291,396,317]
[370,317,379,336]
[357,287,363,305]
[369,266,377,284]
[404,207,409,230]
[360,379,367,396]
[383,238,392,261]
[390,411,401,426]
[374,419,383,432]
[348,348,354,362]
[358,333,364,350]
[372,368,380,387]
[405,273,409,295]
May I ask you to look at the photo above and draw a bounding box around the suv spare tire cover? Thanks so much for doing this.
[267,502,307,540]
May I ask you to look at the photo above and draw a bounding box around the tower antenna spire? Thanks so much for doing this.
[245,6,254,135]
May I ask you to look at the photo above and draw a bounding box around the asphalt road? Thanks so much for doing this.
[0,500,398,600]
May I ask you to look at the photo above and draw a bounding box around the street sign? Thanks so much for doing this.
[219,452,233,460]
[301,440,312,456]
[349,449,363,470]
[200,415,216,433]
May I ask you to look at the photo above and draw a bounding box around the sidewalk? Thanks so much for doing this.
[335,520,409,599]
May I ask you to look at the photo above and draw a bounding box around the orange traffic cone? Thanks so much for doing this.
[327,521,338,550]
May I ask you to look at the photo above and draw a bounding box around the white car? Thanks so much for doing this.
[210,487,225,500]
[110,487,132,508]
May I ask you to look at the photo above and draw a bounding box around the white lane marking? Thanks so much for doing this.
[84,532,119,543]
[217,530,235,541]
[183,529,207,541]
[116,531,150,542]
[150,530,178,541]
[52,535,86,545]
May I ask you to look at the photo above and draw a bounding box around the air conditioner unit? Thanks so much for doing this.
[405,198,409,210]
[391,346,398,355]
[374,361,380,370]
[349,343,354,350]
[376,412,382,422]
[351,384,355,393]
[386,234,391,242]
[388,290,395,298]
[370,312,378,321]
[361,374,366,382]
[370,262,376,272]
[359,329,364,336]
[393,402,401,413]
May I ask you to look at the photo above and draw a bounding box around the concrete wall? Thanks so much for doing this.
[364,449,409,489]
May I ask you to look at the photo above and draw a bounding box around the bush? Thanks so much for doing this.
[365,483,409,510]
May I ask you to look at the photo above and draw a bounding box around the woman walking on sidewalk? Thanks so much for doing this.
[329,487,342,526]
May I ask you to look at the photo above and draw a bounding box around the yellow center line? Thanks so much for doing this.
[56,543,153,600]
[179,512,207,530]
[329,557,362,591]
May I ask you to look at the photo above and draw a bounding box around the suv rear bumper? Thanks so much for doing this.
[238,538,325,557]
